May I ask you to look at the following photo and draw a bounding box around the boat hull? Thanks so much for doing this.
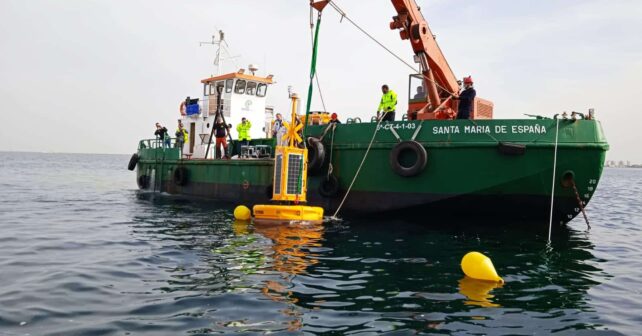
[135,119,608,224]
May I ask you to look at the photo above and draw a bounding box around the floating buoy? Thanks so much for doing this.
[461,251,503,283]
[234,205,251,221]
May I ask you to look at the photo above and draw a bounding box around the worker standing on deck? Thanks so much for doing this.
[154,123,170,148]
[377,84,397,121]
[330,112,341,124]
[175,120,188,153]
[456,76,476,119]
[272,113,285,146]
[214,118,229,159]
[236,117,252,154]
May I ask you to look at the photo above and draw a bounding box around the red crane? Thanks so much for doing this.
[389,0,493,120]
[310,0,493,120]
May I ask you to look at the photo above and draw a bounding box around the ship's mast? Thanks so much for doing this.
[200,30,240,76]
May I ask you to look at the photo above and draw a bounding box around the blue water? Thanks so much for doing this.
[0,152,640,335]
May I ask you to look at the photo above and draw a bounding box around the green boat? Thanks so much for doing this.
[129,1,608,225]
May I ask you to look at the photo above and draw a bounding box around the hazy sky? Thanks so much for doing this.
[1,0,641,162]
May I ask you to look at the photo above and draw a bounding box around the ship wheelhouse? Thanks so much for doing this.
[179,69,274,159]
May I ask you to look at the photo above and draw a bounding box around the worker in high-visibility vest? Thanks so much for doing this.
[377,84,397,121]
[236,117,252,145]
[235,117,252,158]
[174,120,188,153]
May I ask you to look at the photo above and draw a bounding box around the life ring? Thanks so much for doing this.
[137,175,150,189]
[389,140,427,177]
[128,153,139,171]
[307,137,326,175]
[173,166,188,186]
[319,174,340,198]
[179,101,186,116]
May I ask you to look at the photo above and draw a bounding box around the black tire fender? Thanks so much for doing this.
[307,137,326,175]
[137,175,150,189]
[319,174,340,198]
[389,140,428,177]
[128,153,139,171]
[173,166,188,186]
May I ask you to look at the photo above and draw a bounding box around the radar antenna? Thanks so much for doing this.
[199,30,241,75]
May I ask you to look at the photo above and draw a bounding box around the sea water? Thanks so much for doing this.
[0,152,640,335]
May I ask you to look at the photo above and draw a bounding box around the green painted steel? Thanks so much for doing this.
[135,118,608,223]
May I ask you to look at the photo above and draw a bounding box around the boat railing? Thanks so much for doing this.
[137,138,182,160]
[138,137,182,150]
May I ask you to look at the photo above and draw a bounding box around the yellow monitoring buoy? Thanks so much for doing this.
[251,93,324,224]
[461,251,503,283]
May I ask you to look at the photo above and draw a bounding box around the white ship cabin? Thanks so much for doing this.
[179,68,274,159]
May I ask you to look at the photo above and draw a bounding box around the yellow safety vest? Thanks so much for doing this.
[236,121,252,141]
[175,128,188,143]
[378,90,398,112]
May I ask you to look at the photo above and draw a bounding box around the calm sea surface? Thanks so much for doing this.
[0,152,641,335]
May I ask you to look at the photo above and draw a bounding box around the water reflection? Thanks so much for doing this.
[129,196,609,334]
[231,220,324,332]
[458,276,502,308]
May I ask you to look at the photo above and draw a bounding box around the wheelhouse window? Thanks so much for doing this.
[225,79,233,93]
[234,79,246,94]
[256,83,268,97]
[246,81,257,95]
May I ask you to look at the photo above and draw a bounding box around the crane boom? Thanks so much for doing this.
[389,0,493,119]
[390,0,459,97]
[309,0,493,119]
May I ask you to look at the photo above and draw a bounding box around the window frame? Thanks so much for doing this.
[225,79,233,93]
[246,81,257,96]
[256,83,268,97]
[234,79,247,94]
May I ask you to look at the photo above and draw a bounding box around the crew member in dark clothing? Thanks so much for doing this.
[154,122,170,148]
[214,119,229,159]
[329,113,341,124]
[456,76,476,119]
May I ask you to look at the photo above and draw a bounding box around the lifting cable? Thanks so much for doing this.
[327,123,336,178]
[326,0,456,97]
[331,116,384,219]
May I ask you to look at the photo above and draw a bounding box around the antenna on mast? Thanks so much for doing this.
[199,30,240,76]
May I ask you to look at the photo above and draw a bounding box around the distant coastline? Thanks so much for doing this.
[605,160,642,168]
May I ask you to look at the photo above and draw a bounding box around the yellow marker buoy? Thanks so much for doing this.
[461,251,503,283]
[234,205,251,221]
